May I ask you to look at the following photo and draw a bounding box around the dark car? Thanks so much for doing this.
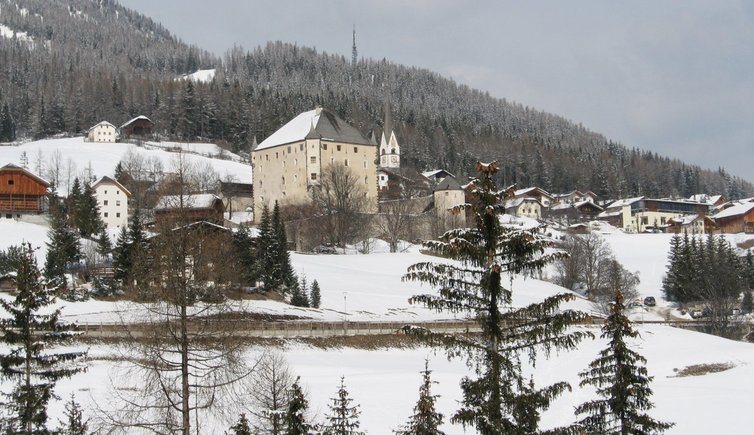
[643,296,656,307]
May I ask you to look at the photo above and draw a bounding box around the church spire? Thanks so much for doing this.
[352,25,358,66]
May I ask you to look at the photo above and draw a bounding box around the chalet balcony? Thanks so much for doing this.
[0,194,44,212]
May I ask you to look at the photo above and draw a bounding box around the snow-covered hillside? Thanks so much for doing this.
[0,137,251,195]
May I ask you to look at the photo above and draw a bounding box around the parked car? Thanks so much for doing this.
[643,296,656,307]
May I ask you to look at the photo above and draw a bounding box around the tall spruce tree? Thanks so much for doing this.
[75,184,105,239]
[229,413,253,435]
[0,243,86,434]
[575,291,673,434]
[396,360,445,435]
[272,201,296,290]
[44,194,81,289]
[284,377,312,435]
[232,223,257,286]
[310,280,321,309]
[58,394,88,435]
[323,377,363,435]
[403,161,591,434]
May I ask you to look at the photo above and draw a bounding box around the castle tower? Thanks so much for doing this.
[379,101,400,169]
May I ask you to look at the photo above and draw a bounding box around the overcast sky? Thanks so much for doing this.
[119,0,754,182]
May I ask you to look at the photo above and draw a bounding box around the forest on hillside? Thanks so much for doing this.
[0,0,750,200]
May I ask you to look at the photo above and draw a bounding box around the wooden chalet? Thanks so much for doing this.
[120,115,154,139]
[713,201,754,234]
[544,200,604,225]
[0,164,49,217]
[666,214,717,235]
[154,193,225,226]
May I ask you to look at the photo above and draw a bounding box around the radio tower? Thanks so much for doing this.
[352,25,358,65]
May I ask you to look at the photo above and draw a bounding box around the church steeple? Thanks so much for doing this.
[379,99,400,169]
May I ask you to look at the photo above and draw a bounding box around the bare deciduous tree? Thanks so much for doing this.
[102,158,253,435]
[310,163,369,248]
[248,351,294,435]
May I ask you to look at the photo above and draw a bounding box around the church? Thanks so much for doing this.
[251,107,379,219]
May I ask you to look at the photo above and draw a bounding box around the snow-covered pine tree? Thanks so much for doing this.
[0,243,86,433]
[111,226,131,284]
[229,413,253,435]
[575,290,673,434]
[58,394,88,435]
[284,377,312,435]
[310,280,321,309]
[290,276,310,307]
[75,183,105,239]
[395,360,444,435]
[323,377,364,435]
[257,204,275,289]
[403,161,591,434]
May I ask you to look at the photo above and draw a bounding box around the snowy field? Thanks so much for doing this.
[3,218,754,432]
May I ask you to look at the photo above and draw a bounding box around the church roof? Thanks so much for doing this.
[256,107,373,151]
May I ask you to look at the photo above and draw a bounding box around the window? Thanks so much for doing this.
[310,173,317,180]
[266,155,269,161]
[344,159,349,166]
[117,190,120,195]
[310,156,316,164]
[322,144,328,150]
[5,214,11,219]
[337,145,341,151]
[276,152,279,159]
[641,216,648,225]
[364,176,368,184]
[116,200,121,206]
[282,176,285,185]
[381,149,385,155]
[104,190,108,194]
[391,148,396,154]
[300,143,304,151]
[354,147,358,153]
[104,212,109,218]
[104,200,109,206]
[7,179,13,185]
[287,146,291,153]
[116,212,121,218]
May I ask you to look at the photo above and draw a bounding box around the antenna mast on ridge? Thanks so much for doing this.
[352,25,358,65]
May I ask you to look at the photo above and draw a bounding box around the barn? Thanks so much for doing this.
[120,115,154,139]
[0,164,50,218]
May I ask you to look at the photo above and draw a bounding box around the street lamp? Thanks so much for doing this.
[343,292,348,335]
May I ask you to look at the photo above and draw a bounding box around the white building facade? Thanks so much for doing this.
[92,176,131,229]
[86,121,118,143]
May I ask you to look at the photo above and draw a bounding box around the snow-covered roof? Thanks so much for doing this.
[92,176,131,197]
[155,193,222,211]
[668,214,701,225]
[504,197,539,209]
[88,121,115,131]
[606,196,644,209]
[421,169,454,179]
[713,202,754,220]
[597,210,622,218]
[255,107,373,151]
[120,115,153,129]
[689,194,723,205]
[514,187,552,198]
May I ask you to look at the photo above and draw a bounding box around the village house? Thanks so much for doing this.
[713,201,754,234]
[666,214,717,235]
[0,164,49,218]
[86,121,118,143]
[544,200,604,226]
[513,187,554,208]
[92,176,131,229]
[552,190,598,206]
[251,107,378,221]
[421,169,455,185]
[154,193,225,226]
[504,197,542,219]
[433,176,466,232]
